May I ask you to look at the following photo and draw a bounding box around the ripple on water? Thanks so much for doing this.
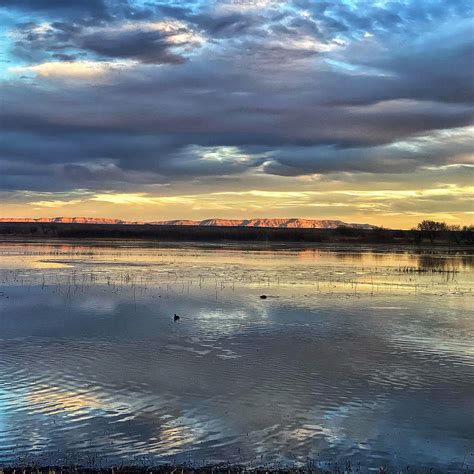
[0,243,473,469]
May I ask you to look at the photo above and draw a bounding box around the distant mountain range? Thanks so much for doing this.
[0,217,378,229]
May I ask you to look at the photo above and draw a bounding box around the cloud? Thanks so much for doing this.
[1,0,110,18]
[78,20,205,64]
[264,125,474,176]
[17,184,473,227]
[31,198,83,208]
[11,60,133,79]
[8,19,205,66]
[0,0,472,227]
[91,193,170,205]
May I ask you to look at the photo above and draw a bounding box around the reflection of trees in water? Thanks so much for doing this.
[332,252,363,262]
[414,252,473,272]
[326,249,474,271]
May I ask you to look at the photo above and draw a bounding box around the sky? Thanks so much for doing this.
[0,0,473,228]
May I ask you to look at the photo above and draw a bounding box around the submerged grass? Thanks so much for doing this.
[2,461,470,474]
[0,465,426,474]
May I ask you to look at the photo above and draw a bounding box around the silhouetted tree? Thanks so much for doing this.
[415,220,449,243]
[415,220,470,244]
[416,220,449,232]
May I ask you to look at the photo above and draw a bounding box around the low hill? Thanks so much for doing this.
[0,217,377,229]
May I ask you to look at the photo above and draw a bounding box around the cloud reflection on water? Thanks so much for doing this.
[0,243,473,470]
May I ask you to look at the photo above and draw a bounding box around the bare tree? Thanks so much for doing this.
[416,220,449,232]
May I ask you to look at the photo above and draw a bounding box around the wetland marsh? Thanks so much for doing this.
[0,240,473,472]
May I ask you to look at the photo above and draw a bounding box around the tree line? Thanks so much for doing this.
[415,220,473,232]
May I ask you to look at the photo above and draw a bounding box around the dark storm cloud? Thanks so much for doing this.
[193,11,257,37]
[1,0,473,191]
[1,0,111,21]
[1,0,158,22]
[79,29,187,64]
[10,21,82,63]
[1,0,107,12]
[1,79,471,191]
[264,133,474,176]
[10,18,202,65]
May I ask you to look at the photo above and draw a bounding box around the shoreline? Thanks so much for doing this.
[0,222,472,246]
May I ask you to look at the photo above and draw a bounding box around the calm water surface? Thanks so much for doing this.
[0,240,473,471]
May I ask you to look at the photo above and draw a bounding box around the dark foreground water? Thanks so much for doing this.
[0,241,473,472]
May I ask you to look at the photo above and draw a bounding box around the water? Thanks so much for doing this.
[0,240,473,471]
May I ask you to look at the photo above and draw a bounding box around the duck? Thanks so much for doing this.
[173,313,180,321]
